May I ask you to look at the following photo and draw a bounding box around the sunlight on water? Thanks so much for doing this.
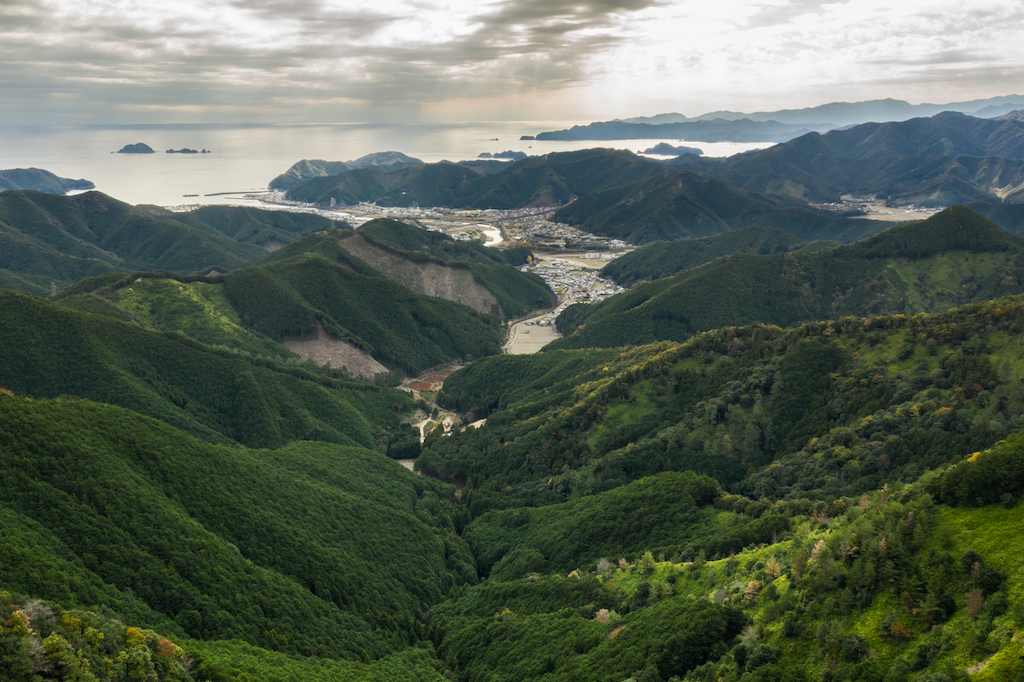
[0,122,773,207]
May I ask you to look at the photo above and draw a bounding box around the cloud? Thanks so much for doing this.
[0,0,670,122]
[1,0,1023,123]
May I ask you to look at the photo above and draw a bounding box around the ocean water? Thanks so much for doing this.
[0,122,772,207]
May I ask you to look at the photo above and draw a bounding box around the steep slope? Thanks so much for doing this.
[340,219,554,317]
[0,393,472,662]
[262,220,553,319]
[552,171,889,244]
[0,290,411,449]
[551,206,1024,348]
[223,247,504,375]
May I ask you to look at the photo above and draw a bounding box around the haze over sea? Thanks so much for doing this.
[0,121,771,208]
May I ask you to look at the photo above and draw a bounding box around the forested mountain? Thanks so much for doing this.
[0,393,471,669]
[47,220,552,378]
[0,290,412,449]
[333,219,555,317]
[599,227,813,286]
[284,149,668,209]
[674,112,1024,205]
[550,172,888,244]
[551,206,1024,349]
[222,241,504,375]
[268,152,425,189]
[0,190,342,296]
[423,292,1024,509]
[5,291,1024,680]
[0,167,94,194]
[6,149,1024,681]
[406,291,1024,679]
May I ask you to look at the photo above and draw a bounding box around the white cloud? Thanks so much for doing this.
[1,0,1022,123]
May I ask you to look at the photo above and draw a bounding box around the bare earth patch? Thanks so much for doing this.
[283,324,387,379]
[338,235,500,314]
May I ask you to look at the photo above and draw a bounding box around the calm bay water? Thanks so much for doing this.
[0,122,772,207]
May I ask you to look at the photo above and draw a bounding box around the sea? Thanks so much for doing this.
[0,122,773,208]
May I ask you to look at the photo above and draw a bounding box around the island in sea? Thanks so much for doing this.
[641,142,703,156]
[116,142,155,154]
[478,150,528,160]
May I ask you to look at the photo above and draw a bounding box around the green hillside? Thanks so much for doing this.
[284,149,668,210]
[268,152,424,190]
[43,222,551,378]
[222,248,504,374]
[0,168,94,194]
[429,455,1024,682]
[0,290,412,449]
[8,153,1024,682]
[351,219,555,316]
[170,205,347,248]
[551,206,1024,349]
[0,190,344,296]
[551,171,890,244]
[422,291,1024,511]
[673,113,1024,206]
[0,393,471,664]
[54,270,293,359]
[285,164,480,207]
[600,226,807,285]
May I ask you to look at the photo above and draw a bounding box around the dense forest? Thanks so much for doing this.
[0,191,345,296]
[670,112,1024,206]
[5,138,1024,681]
[45,218,554,377]
[552,206,1024,349]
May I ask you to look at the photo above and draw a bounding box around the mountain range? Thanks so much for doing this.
[0,190,344,296]
[552,206,1024,349]
[615,94,1024,127]
[5,120,1024,682]
[671,112,1024,206]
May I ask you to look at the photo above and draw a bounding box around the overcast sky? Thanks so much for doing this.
[2,0,1023,125]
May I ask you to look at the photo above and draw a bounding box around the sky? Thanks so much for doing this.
[2,0,1023,125]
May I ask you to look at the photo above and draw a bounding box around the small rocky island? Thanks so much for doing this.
[641,142,703,156]
[166,148,209,154]
[116,143,155,154]
[478,150,527,160]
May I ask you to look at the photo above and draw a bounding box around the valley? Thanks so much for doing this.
[4,110,1024,682]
